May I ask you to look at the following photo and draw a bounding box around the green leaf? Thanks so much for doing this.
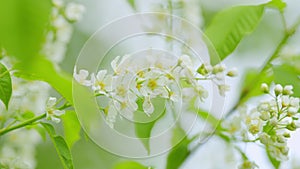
[166,126,190,169]
[41,122,74,169]
[134,97,166,154]
[273,64,300,97]
[34,125,47,142]
[14,57,73,104]
[266,148,281,169]
[0,63,12,109]
[0,0,51,62]
[196,109,221,130]
[205,5,264,63]
[267,0,286,12]
[62,111,81,148]
[113,161,148,169]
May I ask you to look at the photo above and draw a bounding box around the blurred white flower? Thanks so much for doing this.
[52,0,64,7]
[65,3,85,21]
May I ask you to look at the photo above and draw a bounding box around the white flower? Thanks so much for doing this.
[111,55,131,74]
[46,97,65,123]
[113,91,138,119]
[91,70,112,94]
[65,3,85,21]
[290,97,299,109]
[138,71,169,98]
[288,107,298,115]
[73,68,92,86]
[111,73,133,100]
[281,95,290,107]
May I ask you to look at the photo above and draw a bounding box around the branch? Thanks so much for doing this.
[0,113,46,136]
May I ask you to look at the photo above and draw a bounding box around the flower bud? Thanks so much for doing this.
[259,133,270,145]
[212,64,226,74]
[283,85,293,95]
[283,132,290,138]
[197,64,209,75]
[226,68,238,77]
[270,116,278,126]
[260,83,269,93]
[274,84,283,96]
[286,122,297,131]
[259,111,270,121]
[277,135,286,143]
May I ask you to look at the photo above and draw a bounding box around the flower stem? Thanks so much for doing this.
[0,113,46,136]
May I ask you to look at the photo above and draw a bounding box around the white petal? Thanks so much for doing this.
[143,96,154,116]
[51,116,61,123]
[96,70,107,81]
[47,97,57,107]
[54,110,65,116]
[111,56,120,73]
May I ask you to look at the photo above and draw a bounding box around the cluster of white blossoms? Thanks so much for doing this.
[224,83,300,162]
[42,0,85,63]
[0,0,84,168]
[74,54,237,127]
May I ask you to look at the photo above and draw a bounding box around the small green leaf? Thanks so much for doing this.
[113,161,148,169]
[134,97,166,154]
[267,0,286,12]
[41,122,74,169]
[62,111,81,148]
[166,126,190,169]
[266,148,281,169]
[0,0,51,62]
[205,5,264,63]
[15,111,35,121]
[0,63,12,109]
[273,64,300,97]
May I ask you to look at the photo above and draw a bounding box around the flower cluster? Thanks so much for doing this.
[74,54,236,127]
[224,83,300,162]
[0,0,84,168]
[42,0,85,63]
